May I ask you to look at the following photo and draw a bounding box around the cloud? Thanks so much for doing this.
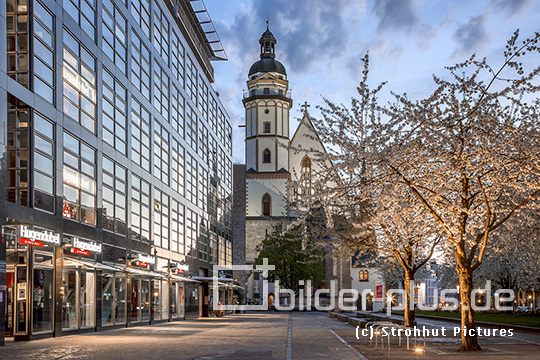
[372,0,419,32]
[491,0,533,15]
[452,15,489,56]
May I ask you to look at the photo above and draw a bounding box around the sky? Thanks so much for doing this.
[203,0,540,163]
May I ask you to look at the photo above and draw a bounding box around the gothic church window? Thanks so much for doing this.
[262,193,271,216]
[301,155,312,194]
[264,122,270,133]
[263,148,271,163]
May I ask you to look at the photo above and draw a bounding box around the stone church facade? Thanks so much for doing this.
[232,26,351,307]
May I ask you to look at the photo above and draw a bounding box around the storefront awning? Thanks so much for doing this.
[170,274,200,283]
[64,258,118,271]
[191,277,234,282]
[123,266,169,278]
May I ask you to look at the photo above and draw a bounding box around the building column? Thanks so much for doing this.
[53,245,63,338]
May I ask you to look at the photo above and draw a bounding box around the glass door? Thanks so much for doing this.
[130,277,140,323]
[177,284,185,319]
[114,275,126,324]
[141,279,150,322]
[32,268,53,333]
[80,270,96,328]
[62,268,78,329]
[101,272,114,326]
[5,268,15,336]
[152,280,160,320]
[33,251,54,334]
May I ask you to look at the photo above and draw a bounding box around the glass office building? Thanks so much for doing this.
[0,0,233,340]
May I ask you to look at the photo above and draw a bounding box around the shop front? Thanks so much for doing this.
[2,224,198,341]
[4,225,59,340]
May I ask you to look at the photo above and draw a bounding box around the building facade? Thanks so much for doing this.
[0,0,233,342]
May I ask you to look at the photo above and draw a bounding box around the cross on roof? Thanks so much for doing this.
[301,101,310,113]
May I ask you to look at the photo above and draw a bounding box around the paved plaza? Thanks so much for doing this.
[0,312,539,359]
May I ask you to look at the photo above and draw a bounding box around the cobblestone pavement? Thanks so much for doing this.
[0,312,363,360]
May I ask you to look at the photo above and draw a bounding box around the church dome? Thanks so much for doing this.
[249,57,287,76]
[248,25,287,76]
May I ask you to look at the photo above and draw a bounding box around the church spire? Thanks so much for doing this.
[259,23,276,59]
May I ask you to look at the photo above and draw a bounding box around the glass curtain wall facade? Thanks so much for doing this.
[0,0,232,341]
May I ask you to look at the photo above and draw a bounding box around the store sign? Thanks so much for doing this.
[137,261,149,268]
[72,238,102,254]
[138,254,155,265]
[177,264,189,274]
[19,226,60,246]
[21,238,43,247]
[72,248,90,256]
[376,284,383,302]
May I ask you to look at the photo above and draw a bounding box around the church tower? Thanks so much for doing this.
[243,26,292,220]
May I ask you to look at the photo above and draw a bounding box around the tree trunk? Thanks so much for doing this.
[457,264,481,351]
[404,271,416,327]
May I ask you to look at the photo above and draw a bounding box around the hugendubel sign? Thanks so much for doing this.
[19,226,60,247]
[72,238,102,255]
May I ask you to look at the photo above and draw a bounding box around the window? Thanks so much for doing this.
[131,174,150,242]
[263,148,271,163]
[301,155,312,195]
[153,4,169,64]
[185,56,197,102]
[359,270,369,282]
[171,31,185,87]
[209,96,217,133]
[153,61,169,119]
[62,132,97,225]
[197,219,208,262]
[262,194,271,216]
[218,234,225,265]
[102,68,128,153]
[263,88,269,95]
[186,154,197,205]
[198,75,208,119]
[33,112,55,212]
[186,209,197,256]
[7,96,29,206]
[7,0,29,87]
[171,139,185,196]
[185,105,197,151]
[130,0,150,39]
[131,99,151,171]
[102,156,127,234]
[33,0,55,103]
[62,29,97,133]
[198,166,208,212]
[131,31,151,100]
[171,84,185,137]
[171,199,184,254]
[63,0,96,41]
[263,122,270,133]
[153,121,169,184]
[153,188,169,249]
[198,124,208,163]
[102,0,127,73]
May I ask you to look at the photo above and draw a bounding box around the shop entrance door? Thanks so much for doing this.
[4,269,15,337]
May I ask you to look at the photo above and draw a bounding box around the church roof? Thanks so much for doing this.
[249,57,287,76]
[248,25,287,76]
